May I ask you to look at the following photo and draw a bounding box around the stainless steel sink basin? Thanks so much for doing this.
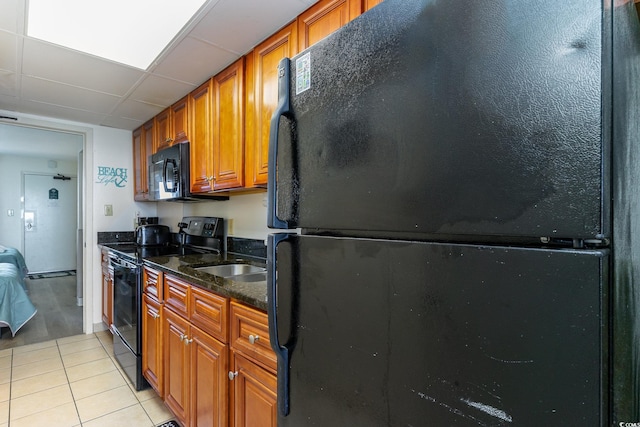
[195,263,266,278]
[229,272,267,283]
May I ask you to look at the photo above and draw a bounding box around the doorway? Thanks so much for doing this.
[23,173,78,273]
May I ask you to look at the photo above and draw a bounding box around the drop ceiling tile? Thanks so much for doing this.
[129,74,197,107]
[0,69,17,96]
[152,37,239,85]
[191,0,317,53]
[0,94,18,111]
[21,76,120,114]
[100,115,145,131]
[0,31,17,71]
[110,99,165,122]
[0,0,22,33]
[18,98,109,126]
[22,38,144,96]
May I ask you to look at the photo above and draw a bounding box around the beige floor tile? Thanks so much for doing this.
[12,339,56,355]
[141,395,175,425]
[61,346,109,368]
[56,333,95,345]
[12,345,60,367]
[11,369,68,399]
[0,400,8,424]
[11,356,64,381]
[65,357,118,382]
[81,403,154,427]
[10,384,73,420]
[10,402,79,427]
[0,368,9,385]
[0,349,10,359]
[75,384,138,422]
[58,337,101,356]
[0,383,9,403]
[0,354,11,370]
[70,369,127,400]
[131,383,160,402]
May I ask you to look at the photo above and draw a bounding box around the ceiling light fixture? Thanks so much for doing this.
[27,0,208,70]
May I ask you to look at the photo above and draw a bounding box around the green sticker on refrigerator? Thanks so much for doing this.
[296,52,311,95]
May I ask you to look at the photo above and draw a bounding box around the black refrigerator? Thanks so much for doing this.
[266,0,640,425]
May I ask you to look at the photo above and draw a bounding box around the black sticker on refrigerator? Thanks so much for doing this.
[296,52,311,95]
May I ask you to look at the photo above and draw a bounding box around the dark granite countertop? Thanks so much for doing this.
[100,237,268,311]
[143,252,267,311]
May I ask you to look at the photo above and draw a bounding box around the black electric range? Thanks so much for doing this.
[109,216,224,390]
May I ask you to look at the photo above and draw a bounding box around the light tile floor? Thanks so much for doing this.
[0,330,174,426]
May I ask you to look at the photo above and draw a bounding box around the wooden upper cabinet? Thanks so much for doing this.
[245,22,298,187]
[297,0,362,50]
[155,96,189,152]
[189,79,214,194]
[155,107,172,151]
[132,126,145,200]
[363,0,383,12]
[172,96,189,144]
[213,58,245,191]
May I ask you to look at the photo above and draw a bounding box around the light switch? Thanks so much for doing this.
[104,205,113,216]
[7,209,14,217]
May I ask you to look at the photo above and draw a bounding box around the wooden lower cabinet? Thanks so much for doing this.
[164,306,191,426]
[145,272,276,427]
[191,325,229,427]
[142,294,163,396]
[163,302,230,427]
[229,351,277,427]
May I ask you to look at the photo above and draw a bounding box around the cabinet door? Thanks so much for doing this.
[164,274,190,317]
[101,265,113,327]
[164,307,191,427]
[213,58,245,190]
[190,325,229,427]
[297,0,361,50]
[363,0,383,11]
[189,79,214,194]
[246,22,298,187]
[142,294,163,397]
[155,108,172,151]
[132,126,145,201]
[172,96,189,144]
[230,351,277,427]
[143,266,163,301]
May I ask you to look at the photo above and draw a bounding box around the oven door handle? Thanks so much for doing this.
[109,254,138,269]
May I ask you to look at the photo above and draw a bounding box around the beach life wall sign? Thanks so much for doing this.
[97,165,128,187]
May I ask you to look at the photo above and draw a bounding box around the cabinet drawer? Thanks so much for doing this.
[164,275,190,316]
[230,302,276,372]
[190,286,228,343]
[143,266,163,301]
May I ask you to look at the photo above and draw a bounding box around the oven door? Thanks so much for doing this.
[110,254,140,354]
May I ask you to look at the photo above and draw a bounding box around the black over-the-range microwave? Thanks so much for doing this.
[148,142,227,202]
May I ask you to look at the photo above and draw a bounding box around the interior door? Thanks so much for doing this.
[270,235,606,426]
[23,173,78,273]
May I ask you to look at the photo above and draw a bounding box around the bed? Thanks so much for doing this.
[0,247,37,336]
[0,246,29,280]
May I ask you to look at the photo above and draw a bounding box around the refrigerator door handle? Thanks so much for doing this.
[267,232,293,416]
[267,57,292,230]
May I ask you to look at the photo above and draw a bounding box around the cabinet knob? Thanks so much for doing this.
[165,137,173,143]
[185,338,193,345]
[228,371,238,381]
[248,334,260,345]
[151,312,160,319]
[179,333,187,342]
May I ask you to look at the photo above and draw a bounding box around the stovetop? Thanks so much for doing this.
[110,243,219,261]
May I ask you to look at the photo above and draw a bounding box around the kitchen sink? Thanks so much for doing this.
[229,272,267,283]
[195,263,266,278]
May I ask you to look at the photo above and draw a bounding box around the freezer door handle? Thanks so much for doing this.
[267,57,292,230]
[267,232,293,416]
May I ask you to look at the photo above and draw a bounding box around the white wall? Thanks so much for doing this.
[158,191,270,240]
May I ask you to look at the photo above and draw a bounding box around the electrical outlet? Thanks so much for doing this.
[104,204,113,216]
[227,218,234,235]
